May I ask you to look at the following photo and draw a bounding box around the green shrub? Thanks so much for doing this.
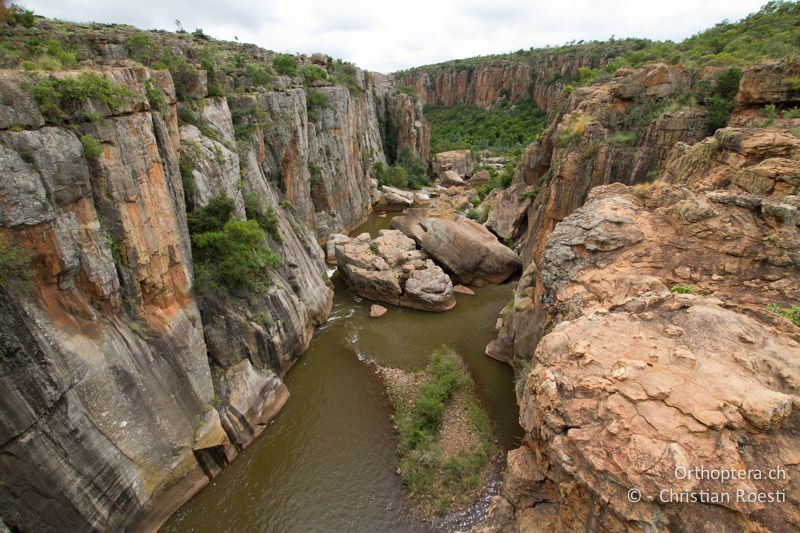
[466,208,478,220]
[368,242,380,255]
[273,53,298,76]
[0,236,32,292]
[329,59,361,95]
[767,303,800,326]
[201,57,224,97]
[144,79,168,113]
[243,191,282,242]
[375,163,409,189]
[300,64,328,85]
[189,196,281,294]
[80,134,104,160]
[608,131,637,145]
[7,4,35,27]
[396,144,429,189]
[244,64,272,88]
[31,73,135,124]
[784,107,800,119]
[20,39,78,71]
[670,284,696,295]
[126,33,155,65]
[759,103,777,126]
[702,68,743,133]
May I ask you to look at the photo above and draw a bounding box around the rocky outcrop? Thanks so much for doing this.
[508,64,718,267]
[335,230,455,312]
[737,60,800,106]
[432,149,473,180]
[391,209,521,285]
[481,120,800,529]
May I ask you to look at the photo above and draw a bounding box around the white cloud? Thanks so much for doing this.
[22,0,767,72]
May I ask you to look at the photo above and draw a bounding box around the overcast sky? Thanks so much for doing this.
[23,0,767,73]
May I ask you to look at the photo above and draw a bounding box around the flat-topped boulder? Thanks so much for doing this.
[334,230,456,311]
[432,149,472,180]
[391,210,521,285]
[376,185,415,211]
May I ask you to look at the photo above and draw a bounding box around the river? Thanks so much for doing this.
[162,213,521,533]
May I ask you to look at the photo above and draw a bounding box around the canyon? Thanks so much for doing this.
[1,5,799,533]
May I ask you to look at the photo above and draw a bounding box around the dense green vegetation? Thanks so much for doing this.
[188,196,281,295]
[243,191,282,243]
[391,348,494,513]
[425,100,547,156]
[374,145,430,189]
[767,303,800,326]
[80,134,103,159]
[30,73,136,124]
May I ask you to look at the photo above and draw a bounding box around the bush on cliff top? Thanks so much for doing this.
[31,73,136,123]
[188,196,282,295]
[273,53,297,76]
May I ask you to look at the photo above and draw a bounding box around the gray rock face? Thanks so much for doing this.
[391,210,521,285]
[335,230,456,311]
[0,68,213,532]
[180,123,245,217]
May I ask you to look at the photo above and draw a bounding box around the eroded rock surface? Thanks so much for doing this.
[482,126,800,529]
[335,230,455,311]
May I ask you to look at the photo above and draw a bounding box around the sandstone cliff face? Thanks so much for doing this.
[0,67,214,531]
[479,126,800,530]
[401,44,641,113]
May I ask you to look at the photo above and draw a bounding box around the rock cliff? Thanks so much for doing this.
[476,60,800,530]
[400,42,645,113]
[0,18,427,532]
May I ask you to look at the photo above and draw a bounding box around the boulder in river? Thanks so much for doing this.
[391,209,521,285]
[370,304,388,318]
[376,185,415,211]
[335,231,456,312]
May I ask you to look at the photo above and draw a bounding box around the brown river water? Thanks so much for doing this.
[162,213,522,533]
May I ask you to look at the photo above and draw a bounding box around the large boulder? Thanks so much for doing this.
[440,169,466,187]
[391,210,521,285]
[334,231,455,311]
[432,149,472,180]
[376,185,415,211]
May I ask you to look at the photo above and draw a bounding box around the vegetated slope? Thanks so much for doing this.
[426,100,547,156]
